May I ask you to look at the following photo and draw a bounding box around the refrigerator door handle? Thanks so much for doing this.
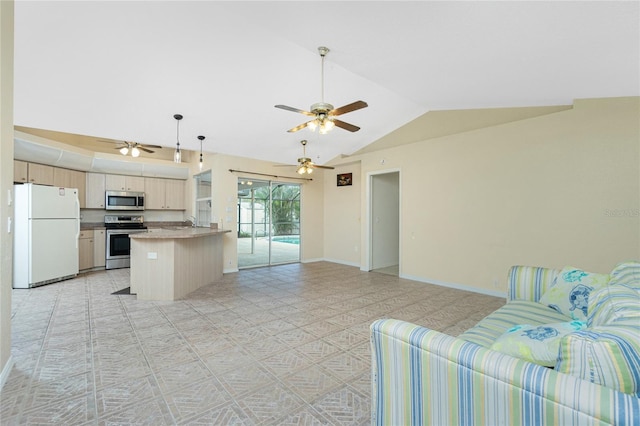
[75,196,80,248]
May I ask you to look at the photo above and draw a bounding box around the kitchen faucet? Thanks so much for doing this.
[187,215,197,227]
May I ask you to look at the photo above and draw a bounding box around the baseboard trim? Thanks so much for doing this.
[0,356,14,390]
[304,258,360,268]
[223,268,239,274]
[401,273,507,299]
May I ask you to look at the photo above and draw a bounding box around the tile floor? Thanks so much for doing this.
[1,262,505,425]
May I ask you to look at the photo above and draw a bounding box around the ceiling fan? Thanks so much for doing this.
[275,140,335,175]
[98,139,162,157]
[275,46,368,134]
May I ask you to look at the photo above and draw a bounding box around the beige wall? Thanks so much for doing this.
[325,97,640,294]
[1,0,14,384]
[323,162,362,266]
[208,153,324,271]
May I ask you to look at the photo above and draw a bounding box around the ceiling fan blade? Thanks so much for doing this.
[330,100,368,116]
[142,144,162,149]
[287,121,313,133]
[138,147,154,153]
[333,119,360,132]
[273,164,297,167]
[311,164,335,170]
[275,105,315,116]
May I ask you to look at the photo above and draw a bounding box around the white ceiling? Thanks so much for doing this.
[13,1,639,165]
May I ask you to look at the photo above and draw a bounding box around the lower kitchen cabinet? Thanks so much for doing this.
[79,230,94,271]
[93,228,106,268]
[80,229,107,270]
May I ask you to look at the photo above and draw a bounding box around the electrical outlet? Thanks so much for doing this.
[493,278,499,288]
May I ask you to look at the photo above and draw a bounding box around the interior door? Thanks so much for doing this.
[370,171,400,275]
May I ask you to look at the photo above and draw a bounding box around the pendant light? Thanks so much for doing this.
[173,114,183,163]
[197,135,205,170]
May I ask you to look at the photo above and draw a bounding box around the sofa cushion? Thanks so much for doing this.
[459,300,569,348]
[609,261,640,289]
[588,284,640,327]
[555,325,640,397]
[538,266,609,321]
[490,321,586,367]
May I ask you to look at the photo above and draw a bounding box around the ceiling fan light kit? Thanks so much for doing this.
[104,139,162,157]
[274,139,335,174]
[275,46,368,134]
[173,114,183,163]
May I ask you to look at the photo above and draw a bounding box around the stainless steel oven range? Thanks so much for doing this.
[105,215,147,270]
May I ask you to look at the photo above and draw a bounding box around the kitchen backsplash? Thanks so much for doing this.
[80,209,185,223]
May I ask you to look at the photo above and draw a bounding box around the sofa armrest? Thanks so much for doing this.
[507,265,560,302]
[370,318,639,426]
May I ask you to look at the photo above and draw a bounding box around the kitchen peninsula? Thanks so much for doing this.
[129,227,230,301]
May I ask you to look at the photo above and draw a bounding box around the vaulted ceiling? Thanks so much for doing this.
[13,1,639,165]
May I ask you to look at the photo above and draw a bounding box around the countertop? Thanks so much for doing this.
[130,227,231,239]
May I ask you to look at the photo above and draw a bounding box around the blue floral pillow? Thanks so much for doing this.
[490,321,586,366]
[538,266,610,321]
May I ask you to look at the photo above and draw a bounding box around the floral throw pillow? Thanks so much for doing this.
[538,266,610,321]
[490,321,586,366]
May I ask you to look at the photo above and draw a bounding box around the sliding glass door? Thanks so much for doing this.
[237,178,300,268]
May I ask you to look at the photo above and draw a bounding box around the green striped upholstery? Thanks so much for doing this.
[371,319,640,425]
[508,265,560,302]
[588,284,640,327]
[609,261,640,289]
[458,300,568,348]
[556,325,640,397]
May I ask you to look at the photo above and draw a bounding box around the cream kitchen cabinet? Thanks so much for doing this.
[93,228,106,268]
[28,163,55,185]
[85,173,106,209]
[79,230,94,271]
[54,167,86,208]
[106,174,145,192]
[144,177,185,210]
[14,161,59,186]
[14,160,28,183]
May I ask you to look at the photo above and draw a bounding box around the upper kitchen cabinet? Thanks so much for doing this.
[18,162,54,185]
[106,174,145,192]
[54,167,86,208]
[86,173,106,209]
[144,177,185,210]
[14,160,28,183]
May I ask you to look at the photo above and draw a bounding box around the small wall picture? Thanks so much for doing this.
[337,173,352,187]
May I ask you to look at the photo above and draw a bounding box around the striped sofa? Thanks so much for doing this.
[370,263,640,425]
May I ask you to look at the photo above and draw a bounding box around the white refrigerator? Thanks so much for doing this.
[13,183,80,288]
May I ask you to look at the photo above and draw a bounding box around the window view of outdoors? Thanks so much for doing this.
[194,171,212,227]
[237,179,300,268]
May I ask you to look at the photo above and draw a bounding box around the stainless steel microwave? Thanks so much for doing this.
[105,191,145,211]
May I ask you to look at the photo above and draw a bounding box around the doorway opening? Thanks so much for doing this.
[369,171,400,276]
[237,178,301,268]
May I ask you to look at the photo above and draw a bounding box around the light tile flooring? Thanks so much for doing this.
[1,262,505,425]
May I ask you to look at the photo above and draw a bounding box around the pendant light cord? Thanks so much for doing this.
[176,119,181,152]
[320,52,325,104]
